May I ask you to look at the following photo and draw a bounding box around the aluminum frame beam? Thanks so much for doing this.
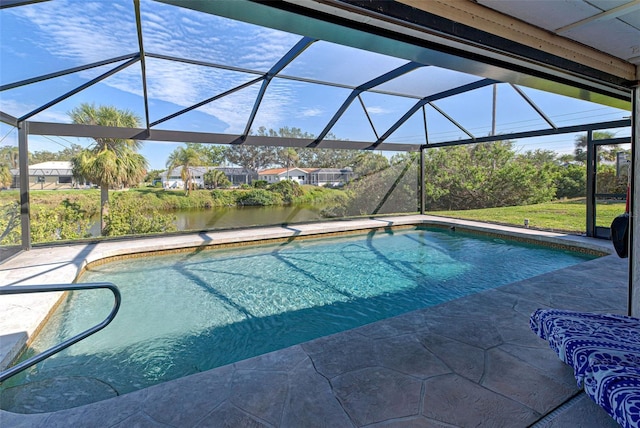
[310,61,424,147]
[631,85,639,316]
[0,54,139,92]
[17,57,141,122]
[134,0,151,130]
[422,119,632,149]
[25,121,422,152]
[241,36,316,142]
[369,78,498,150]
[17,122,30,250]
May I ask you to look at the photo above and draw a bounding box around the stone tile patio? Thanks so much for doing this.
[0,216,630,427]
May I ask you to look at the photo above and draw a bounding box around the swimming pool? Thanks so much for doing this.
[1,227,596,413]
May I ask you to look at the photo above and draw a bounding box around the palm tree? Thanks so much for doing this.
[574,131,616,163]
[0,164,12,189]
[165,144,206,195]
[0,146,20,169]
[0,146,19,189]
[280,147,299,180]
[203,169,230,189]
[69,103,148,234]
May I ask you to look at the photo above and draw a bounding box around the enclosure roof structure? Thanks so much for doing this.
[0,0,636,151]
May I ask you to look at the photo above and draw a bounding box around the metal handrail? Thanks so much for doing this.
[0,282,121,382]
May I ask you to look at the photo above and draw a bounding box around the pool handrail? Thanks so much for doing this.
[0,282,121,382]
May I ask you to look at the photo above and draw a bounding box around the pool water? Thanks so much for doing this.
[1,227,595,413]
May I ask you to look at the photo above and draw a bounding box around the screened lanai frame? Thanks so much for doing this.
[0,0,635,252]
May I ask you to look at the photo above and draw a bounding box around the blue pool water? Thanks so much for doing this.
[1,227,595,413]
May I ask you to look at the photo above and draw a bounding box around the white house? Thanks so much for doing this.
[161,166,213,189]
[160,166,256,189]
[308,168,354,187]
[259,167,355,187]
[10,161,79,190]
[258,167,311,185]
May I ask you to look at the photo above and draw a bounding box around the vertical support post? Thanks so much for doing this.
[17,121,31,250]
[586,131,596,237]
[630,85,639,317]
[491,83,497,136]
[420,147,425,214]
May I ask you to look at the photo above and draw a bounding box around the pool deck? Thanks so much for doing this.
[0,215,629,427]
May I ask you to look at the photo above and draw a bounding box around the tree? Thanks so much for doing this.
[144,169,164,185]
[419,141,557,210]
[0,146,17,189]
[557,153,575,164]
[69,103,148,234]
[187,143,226,166]
[574,131,616,163]
[0,146,20,169]
[277,147,299,180]
[296,147,358,168]
[31,143,85,164]
[351,152,389,177]
[165,144,207,195]
[0,164,12,189]
[203,169,231,189]
[225,145,277,174]
[555,163,585,198]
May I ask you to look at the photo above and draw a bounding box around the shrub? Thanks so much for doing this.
[268,180,303,203]
[252,180,268,189]
[30,199,93,243]
[210,189,237,206]
[236,189,282,206]
[104,193,177,236]
[0,201,20,245]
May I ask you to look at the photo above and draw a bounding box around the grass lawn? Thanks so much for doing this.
[426,198,626,234]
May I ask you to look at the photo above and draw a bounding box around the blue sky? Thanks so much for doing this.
[0,0,632,170]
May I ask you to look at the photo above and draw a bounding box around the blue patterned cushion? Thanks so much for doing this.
[584,362,640,428]
[530,309,640,383]
[530,309,640,428]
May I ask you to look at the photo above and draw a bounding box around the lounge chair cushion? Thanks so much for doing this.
[584,360,640,428]
[530,308,640,383]
[530,308,640,428]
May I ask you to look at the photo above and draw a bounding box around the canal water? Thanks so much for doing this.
[173,205,329,230]
[89,205,330,236]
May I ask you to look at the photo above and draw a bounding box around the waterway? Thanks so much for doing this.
[87,205,331,236]
[173,205,329,230]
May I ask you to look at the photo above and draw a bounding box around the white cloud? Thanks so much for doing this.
[6,0,303,134]
[301,108,323,117]
[366,106,391,115]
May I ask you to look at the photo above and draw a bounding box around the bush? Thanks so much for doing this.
[236,189,282,206]
[555,164,585,199]
[30,199,93,243]
[252,180,268,189]
[268,180,303,203]
[210,189,236,206]
[0,201,20,245]
[104,193,177,236]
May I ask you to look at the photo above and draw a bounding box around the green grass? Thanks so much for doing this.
[426,198,626,233]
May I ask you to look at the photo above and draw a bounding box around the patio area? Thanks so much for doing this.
[0,216,629,427]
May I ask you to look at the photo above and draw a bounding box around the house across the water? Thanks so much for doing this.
[258,167,354,187]
[10,161,79,190]
[160,166,256,189]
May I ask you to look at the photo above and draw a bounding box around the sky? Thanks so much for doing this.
[0,0,632,170]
